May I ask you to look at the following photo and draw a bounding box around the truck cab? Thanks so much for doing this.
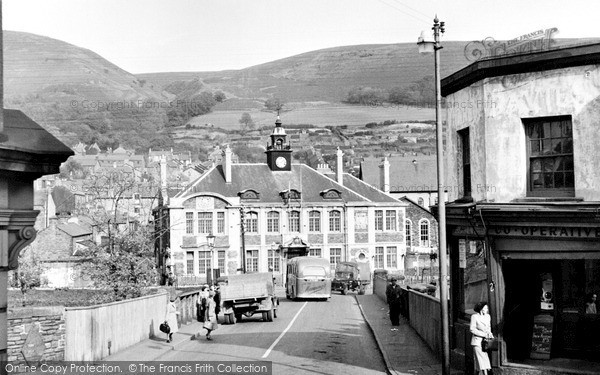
[332,261,370,295]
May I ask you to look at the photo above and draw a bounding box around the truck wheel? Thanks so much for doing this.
[266,307,274,322]
[226,313,236,324]
[274,308,278,318]
[358,287,365,295]
[262,312,268,322]
[235,314,242,322]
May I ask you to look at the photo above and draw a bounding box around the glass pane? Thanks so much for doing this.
[532,173,543,188]
[562,121,572,136]
[543,122,551,138]
[564,156,574,171]
[551,139,562,154]
[565,172,574,187]
[530,140,540,155]
[554,158,564,172]
[543,159,554,172]
[563,139,573,153]
[544,173,554,188]
[554,172,564,188]
[528,124,540,138]
[542,139,552,155]
[531,159,542,172]
[551,121,562,137]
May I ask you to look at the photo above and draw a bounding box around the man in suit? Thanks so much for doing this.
[386,277,402,326]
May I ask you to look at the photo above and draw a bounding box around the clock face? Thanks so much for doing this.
[275,156,287,168]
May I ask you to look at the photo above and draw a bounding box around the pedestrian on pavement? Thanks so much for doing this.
[213,285,221,317]
[198,285,209,322]
[164,295,180,343]
[386,277,402,327]
[203,290,218,340]
[470,301,493,375]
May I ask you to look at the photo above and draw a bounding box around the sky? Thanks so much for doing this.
[3,0,599,74]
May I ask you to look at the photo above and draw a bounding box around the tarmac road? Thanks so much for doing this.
[156,293,387,375]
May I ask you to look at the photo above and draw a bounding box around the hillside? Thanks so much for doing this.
[3,31,171,150]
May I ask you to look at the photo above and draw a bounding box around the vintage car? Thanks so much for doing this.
[331,261,370,295]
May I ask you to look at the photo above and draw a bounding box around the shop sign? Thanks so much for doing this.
[492,225,600,239]
[458,239,467,268]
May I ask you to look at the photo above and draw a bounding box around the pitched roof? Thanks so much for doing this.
[176,163,402,205]
[324,173,401,204]
[57,223,92,237]
[360,156,438,193]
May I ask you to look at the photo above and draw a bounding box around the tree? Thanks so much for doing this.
[14,249,46,306]
[239,112,255,132]
[213,91,226,103]
[344,86,385,105]
[264,97,285,113]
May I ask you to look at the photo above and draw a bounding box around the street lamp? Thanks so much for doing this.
[206,233,215,285]
[418,16,450,375]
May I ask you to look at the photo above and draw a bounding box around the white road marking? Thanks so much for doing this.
[262,301,308,358]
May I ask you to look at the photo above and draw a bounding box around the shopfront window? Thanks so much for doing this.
[457,239,487,317]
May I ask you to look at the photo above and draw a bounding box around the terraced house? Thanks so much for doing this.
[158,117,407,284]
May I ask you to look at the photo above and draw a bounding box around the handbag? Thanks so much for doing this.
[482,337,498,351]
[203,320,214,330]
[159,321,170,334]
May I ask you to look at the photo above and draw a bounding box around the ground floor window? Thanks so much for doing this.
[246,250,259,273]
[197,251,211,275]
[374,247,384,269]
[386,246,398,268]
[186,251,194,274]
[268,250,280,272]
[330,248,341,268]
[309,248,322,257]
[217,250,226,274]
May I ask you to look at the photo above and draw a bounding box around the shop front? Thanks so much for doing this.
[446,202,600,375]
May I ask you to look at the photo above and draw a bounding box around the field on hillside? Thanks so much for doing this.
[188,103,435,129]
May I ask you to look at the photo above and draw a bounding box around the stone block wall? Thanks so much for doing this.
[7,307,65,362]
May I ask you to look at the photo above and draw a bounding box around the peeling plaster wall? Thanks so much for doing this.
[445,64,600,202]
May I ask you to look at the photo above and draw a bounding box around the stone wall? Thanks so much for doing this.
[8,307,65,362]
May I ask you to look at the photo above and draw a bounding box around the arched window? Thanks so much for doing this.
[267,211,279,233]
[405,219,412,248]
[329,210,341,232]
[418,197,425,207]
[419,219,430,247]
[308,210,321,232]
[246,211,258,233]
[288,210,300,232]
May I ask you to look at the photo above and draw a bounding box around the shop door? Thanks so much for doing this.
[502,259,559,361]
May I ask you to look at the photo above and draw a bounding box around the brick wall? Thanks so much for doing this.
[8,307,66,362]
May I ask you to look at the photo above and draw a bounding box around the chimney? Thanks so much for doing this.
[336,147,343,185]
[379,157,390,193]
[223,145,232,183]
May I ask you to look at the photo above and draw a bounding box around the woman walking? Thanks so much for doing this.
[203,290,219,340]
[164,295,180,343]
[470,301,493,375]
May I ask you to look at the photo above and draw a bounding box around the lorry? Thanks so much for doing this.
[218,272,279,324]
[331,261,371,295]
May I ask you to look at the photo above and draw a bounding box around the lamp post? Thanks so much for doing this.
[418,16,450,375]
[206,233,215,285]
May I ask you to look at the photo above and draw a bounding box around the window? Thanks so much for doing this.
[186,212,194,234]
[418,198,425,207]
[268,250,280,272]
[134,193,140,200]
[524,116,574,196]
[308,211,321,232]
[134,207,140,214]
[420,219,430,247]
[405,220,412,248]
[217,250,226,273]
[197,212,213,234]
[246,211,258,233]
[288,211,300,232]
[374,247,384,269]
[246,250,259,273]
[309,248,322,257]
[375,210,384,231]
[386,247,398,268]
[458,127,471,197]
[198,251,211,275]
[186,251,194,274]
[267,211,280,233]
[385,210,397,231]
[329,210,341,232]
[216,212,225,234]
[330,248,342,268]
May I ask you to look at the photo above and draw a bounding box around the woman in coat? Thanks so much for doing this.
[470,301,493,375]
[164,295,180,343]
[203,290,218,340]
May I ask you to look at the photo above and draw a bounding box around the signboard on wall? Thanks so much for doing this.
[530,314,553,360]
[459,239,467,268]
[354,210,368,232]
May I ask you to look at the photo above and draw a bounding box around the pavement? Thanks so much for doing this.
[104,292,458,375]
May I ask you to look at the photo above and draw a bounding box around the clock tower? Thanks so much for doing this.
[266,116,292,171]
